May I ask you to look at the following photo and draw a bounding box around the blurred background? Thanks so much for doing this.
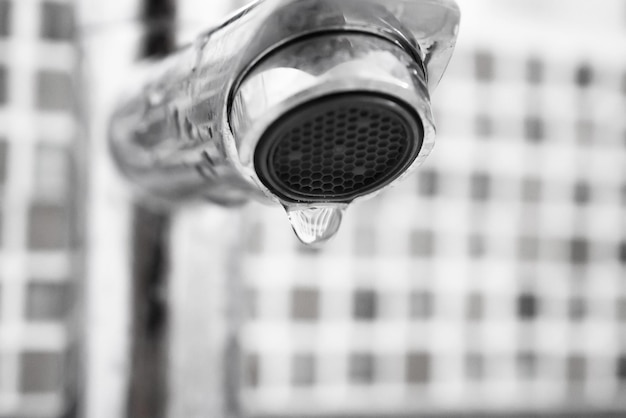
[1,0,626,417]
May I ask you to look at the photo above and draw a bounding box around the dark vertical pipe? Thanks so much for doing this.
[127,2,176,418]
[128,207,171,418]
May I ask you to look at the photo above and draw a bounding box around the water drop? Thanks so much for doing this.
[285,205,346,247]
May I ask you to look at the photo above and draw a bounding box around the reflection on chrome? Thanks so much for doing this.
[109,0,460,244]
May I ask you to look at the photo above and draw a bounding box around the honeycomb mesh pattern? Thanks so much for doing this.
[254,93,423,203]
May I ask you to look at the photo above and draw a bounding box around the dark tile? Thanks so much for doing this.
[570,238,589,265]
[465,352,484,380]
[567,355,586,382]
[617,356,626,381]
[0,139,7,184]
[353,289,377,321]
[0,65,7,104]
[618,242,626,265]
[0,0,10,37]
[26,282,71,321]
[349,352,375,384]
[468,234,486,258]
[28,202,70,250]
[475,50,494,81]
[568,297,586,321]
[41,1,74,41]
[524,116,545,142]
[573,182,591,205]
[410,229,434,258]
[526,57,544,84]
[410,291,433,319]
[518,293,538,320]
[36,70,73,111]
[575,64,593,88]
[292,353,315,387]
[406,352,430,384]
[291,288,319,321]
[517,351,537,379]
[20,351,64,393]
[470,173,491,201]
[417,170,438,197]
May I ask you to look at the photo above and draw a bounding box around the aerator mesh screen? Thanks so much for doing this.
[254,93,424,203]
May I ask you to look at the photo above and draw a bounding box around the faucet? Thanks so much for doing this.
[109,0,460,246]
[79,1,459,417]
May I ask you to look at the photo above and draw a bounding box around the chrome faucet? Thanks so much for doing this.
[79,1,459,417]
[109,0,460,245]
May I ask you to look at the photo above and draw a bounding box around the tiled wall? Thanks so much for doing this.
[0,0,77,417]
[237,4,626,416]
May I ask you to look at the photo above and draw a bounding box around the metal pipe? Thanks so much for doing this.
[127,3,176,417]
[109,0,460,207]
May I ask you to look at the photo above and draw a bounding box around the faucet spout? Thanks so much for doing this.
[108,0,460,243]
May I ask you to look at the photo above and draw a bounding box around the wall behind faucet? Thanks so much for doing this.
[0,0,79,417]
[234,0,626,416]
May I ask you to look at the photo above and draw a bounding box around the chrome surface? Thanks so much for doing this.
[229,32,432,207]
[108,0,460,206]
